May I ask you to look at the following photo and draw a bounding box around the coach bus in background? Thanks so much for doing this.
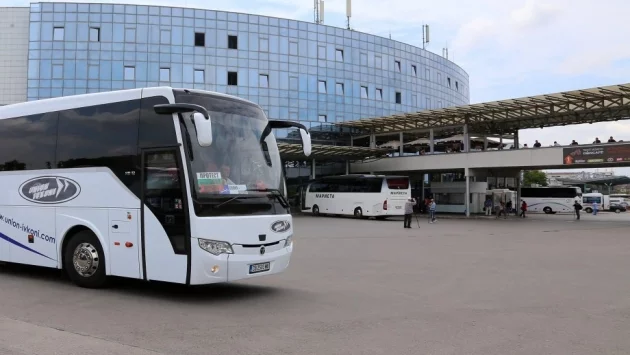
[0,87,311,288]
[301,174,411,219]
[520,186,582,214]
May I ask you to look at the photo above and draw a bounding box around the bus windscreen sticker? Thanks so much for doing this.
[19,176,81,204]
[197,172,223,193]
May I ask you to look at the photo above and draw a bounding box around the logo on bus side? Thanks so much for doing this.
[315,193,335,198]
[19,176,81,204]
[271,220,291,233]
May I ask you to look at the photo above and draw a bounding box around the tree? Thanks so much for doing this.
[523,170,548,187]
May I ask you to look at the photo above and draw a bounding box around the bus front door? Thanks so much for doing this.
[141,148,191,284]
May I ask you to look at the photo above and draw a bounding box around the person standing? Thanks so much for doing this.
[520,200,528,218]
[429,199,437,223]
[484,197,492,216]
[592,201,599,215]
[403,197,416,228]
[574,200,582,220]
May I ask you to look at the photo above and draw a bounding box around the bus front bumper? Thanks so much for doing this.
[189,240,293,285]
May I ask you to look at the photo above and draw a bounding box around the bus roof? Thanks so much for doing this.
[0,87,257,120]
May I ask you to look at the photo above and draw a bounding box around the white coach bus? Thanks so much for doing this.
[300,174,411,219]
[0,87,311,288]
[520,186,582,214]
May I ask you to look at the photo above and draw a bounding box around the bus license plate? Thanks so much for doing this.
[249,262,270,274]
[395,206,402,209]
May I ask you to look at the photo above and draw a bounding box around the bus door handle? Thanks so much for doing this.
[112,224,118,229]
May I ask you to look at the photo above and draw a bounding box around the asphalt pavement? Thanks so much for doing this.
[2,212,630,355]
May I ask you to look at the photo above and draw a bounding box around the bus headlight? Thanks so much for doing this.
[198,238,234,256]
[284,235,293,247]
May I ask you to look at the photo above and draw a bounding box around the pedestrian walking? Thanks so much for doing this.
[573,199,582,220]
[496,201,507,219]
[429,199,437,223]
[592,201,599,215]
[403,197,416,228]
[519,200,528,218]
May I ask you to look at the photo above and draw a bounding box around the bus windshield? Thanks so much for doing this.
[175,93,283,198]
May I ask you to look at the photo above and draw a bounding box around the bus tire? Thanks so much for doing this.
[543,207,552,214]
[312,205,320,216]
[585,207,593,213]
[63,230,107,289]
[354,207,363,219]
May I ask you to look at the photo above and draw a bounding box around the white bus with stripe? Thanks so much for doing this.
[0,87,311,288]
[300,175,411,218]
[520,186,582,214]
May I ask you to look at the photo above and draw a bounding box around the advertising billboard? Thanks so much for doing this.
[563,144,630,165]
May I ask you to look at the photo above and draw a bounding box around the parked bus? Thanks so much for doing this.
[300,174,411,219]
[520,186,582,214]
[0,87,311,288]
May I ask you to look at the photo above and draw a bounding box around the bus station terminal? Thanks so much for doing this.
[281,83,630,216]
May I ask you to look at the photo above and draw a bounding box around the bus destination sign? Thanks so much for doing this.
[563,144,630,165]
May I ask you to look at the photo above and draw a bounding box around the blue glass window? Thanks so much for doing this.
[194,69,205,83]
[124,66,135,80]
[53,27,64,41]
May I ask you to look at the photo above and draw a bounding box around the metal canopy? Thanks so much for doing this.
[336,83,630,135]
[278,142,387,161]
[557,176,630,186]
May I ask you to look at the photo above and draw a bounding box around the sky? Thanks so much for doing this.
[6,0,630,174]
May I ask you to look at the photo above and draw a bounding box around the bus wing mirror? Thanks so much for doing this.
[299,128,312,157]
[193,112,213,147]
[267,120,311,157]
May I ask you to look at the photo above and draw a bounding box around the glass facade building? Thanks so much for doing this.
[25,2,469,143]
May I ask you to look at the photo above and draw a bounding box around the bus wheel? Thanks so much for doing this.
[543,207,552,214]
[585,207,592,213]
[312,205,320,216]
[63,230,107,288]
[354,207,363,218]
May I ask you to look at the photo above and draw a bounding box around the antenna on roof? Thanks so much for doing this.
[314,0,324,24]
[422,24,430,49]
[346,0,352,30]
[319,0,324,24]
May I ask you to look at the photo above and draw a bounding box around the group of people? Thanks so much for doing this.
[403,197,437,228]
[484,198,528,219]
[572,199,599,220]
[529,136,619,148]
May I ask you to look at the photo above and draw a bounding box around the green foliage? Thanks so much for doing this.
[523,170,548,187]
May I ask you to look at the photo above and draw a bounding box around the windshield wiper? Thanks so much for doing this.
[213,196,245,209]
[247,188,289,209]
